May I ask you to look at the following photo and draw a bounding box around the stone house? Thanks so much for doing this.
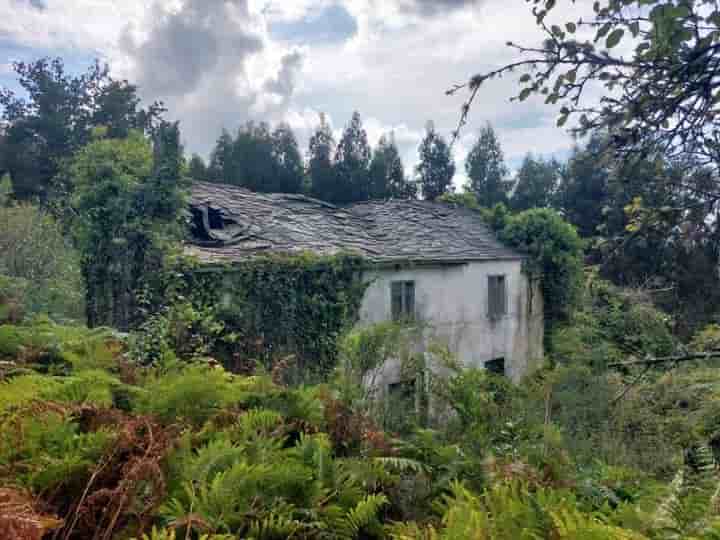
[187,181,543,383]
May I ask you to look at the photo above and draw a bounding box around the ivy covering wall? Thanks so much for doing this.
[175,253,369,374]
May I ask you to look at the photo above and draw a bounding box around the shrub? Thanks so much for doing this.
[552,277,675,370]
[0,201,84,321]
[134,365,235,426]
[500,208,584,332]
[0,410,113,492]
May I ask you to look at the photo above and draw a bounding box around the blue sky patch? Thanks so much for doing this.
[269,4,357,45]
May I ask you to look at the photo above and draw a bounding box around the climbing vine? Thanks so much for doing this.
[499,208,584,333]
[150,252,369,375]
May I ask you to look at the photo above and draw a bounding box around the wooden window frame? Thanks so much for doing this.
[391,280,416,321]
[487,274,507,319]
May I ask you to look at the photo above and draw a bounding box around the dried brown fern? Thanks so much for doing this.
[0,487,63,540]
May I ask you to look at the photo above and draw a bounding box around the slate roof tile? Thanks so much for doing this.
[187,181,523,263]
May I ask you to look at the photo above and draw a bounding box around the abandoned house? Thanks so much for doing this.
[187,181,544,382]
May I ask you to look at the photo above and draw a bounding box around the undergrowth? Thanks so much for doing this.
[1,313,720,539]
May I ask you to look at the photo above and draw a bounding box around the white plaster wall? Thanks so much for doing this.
[359,261,543,383]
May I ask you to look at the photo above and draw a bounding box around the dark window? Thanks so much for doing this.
[207,207,224,230]
[488,275,507,318]
[386,379,419,431]
[391,281,415,321]
[388,379,416,402]
[485,357,505,376]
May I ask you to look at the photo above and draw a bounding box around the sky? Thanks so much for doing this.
[0,0,589,187]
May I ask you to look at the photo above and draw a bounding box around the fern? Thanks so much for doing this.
[340,493,389,538]
[246,513,307,539]
[374,456,429,474]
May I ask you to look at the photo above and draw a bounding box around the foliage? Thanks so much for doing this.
[160,253,369,375]
[308,113,338,202]
[554,134,612,239]
[187,153,208,181]
[3,305,720,539]
[0,195,84,321]
[465,123,512,206]
[206,121,304,194]
[501,208,584,330]
[416,123,456,201]
[452,0,720,187]
[0,57,163,202]
[552,276,675,369]
[334,111,372,203]
[335,321,425,429]
[369,133,417,200]
[135,365,236,426]
[510,153,562,212]
[69,125,188,329]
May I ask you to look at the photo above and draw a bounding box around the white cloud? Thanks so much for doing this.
[0,0,589,172]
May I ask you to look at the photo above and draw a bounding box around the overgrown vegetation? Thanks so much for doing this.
[2,10,720,534]
[129,253,368,376]
[0,175,84,322]
[2,294,720,539]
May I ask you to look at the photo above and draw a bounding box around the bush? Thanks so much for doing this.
[500,208,584,332]
[0,202,84,321]
[552,277,675,370]
[134,364,236,426]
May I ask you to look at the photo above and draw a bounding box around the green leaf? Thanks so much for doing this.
[519,88,532,102]
[565,22,577,33]
[557,115,568,127]
[519,74,532,83]
[596,23,611,41]
[606,28,624,49]
[629,21,640,37]
[566,70,577,84]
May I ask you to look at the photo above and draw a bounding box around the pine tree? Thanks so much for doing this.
[368,134,402,199]
[207,130,235,184]
[271,123,303,193]
[510,154,562,211]
[334,111,371,203]
[308,113,337,202]
[416,122,455,201]
[555,135,611,238]
[187,154,208,181]
[465,123,511,206]
[231,121,275,192]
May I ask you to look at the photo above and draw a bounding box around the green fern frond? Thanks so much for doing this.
[374,456,429,474]
[343,493,388,537]
[246,513,307,539]
[131,526,176,540]
[237,408,283,437]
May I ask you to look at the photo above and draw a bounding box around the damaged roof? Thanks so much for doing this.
[187,181,524,264]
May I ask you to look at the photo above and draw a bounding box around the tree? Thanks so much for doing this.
[69,125,187,329]
[271,123,304,193]
[308,113,337,202]
[554,135,611,238]
[187,154,208,181]
[0,57,163,201]
[232,121,275,192]
[510,154,562,211]
[465,124,511,206]
[450,0,720,201]
[368,133,416,199]
[207,130,235,185]
[334,111,371,203]
[416,123,455,201]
